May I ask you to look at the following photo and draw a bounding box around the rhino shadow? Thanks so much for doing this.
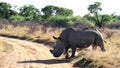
[17,58,71,64]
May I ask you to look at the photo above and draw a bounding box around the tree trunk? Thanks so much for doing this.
[95,12,102,28]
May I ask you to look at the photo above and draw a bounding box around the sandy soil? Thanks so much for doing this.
[0,37,72,68]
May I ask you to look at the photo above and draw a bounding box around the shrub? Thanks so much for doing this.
[9,14,25,22]
[48,16,73,27]
[109,22,120,29]
[70,16,85,23]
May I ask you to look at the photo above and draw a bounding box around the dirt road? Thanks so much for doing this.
[0,37,72,68]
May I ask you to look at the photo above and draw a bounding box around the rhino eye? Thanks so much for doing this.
[58,48,60,50]
[58,37,62,40]
[53,46,57,48]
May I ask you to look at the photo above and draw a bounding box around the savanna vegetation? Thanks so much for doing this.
[0,1,120,68]
[0,2,120,28]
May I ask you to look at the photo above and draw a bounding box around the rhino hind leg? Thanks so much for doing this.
[70,46,76,58]
[97,41,106,52]
[92,45,97,50]
[100,44,106,52]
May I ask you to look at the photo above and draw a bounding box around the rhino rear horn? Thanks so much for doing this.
[53,36,58,40]
[53,36,61,40]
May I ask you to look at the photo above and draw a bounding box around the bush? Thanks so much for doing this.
[109,22,120,29]
[54,17,71,27]
[48,15,94,27]
[48,16,73,27]
[70,16,95,27]
[71,22,92,30]
[70,16,86,23]
[24,16,33,21]
[9,14,25,22]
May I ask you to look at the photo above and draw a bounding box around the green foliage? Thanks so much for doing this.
[41,5,73,19]
[55,7,73,16]
[48,16,73,27]
[88,2,102,14]
[84,14,113,27]
[101,14,113,24]
[70,16,87,23]
[9,14,25,22]
[0,2,12,19]
[84,14,96,23]
[19,4,41,20]
[87,2,114,28]
[111,13,120,22]
[1,2,120,28]
[41,5,55,18]
[24,15,33,21]
[48,15,91,27]
[88,2,102,28]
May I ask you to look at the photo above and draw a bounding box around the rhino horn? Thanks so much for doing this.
[53,36,61,40]
[53,36,58,40]
[50,49,53,54]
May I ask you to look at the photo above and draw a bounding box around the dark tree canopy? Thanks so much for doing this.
[88,2,102,14]
[87,2,113,28]
[19,4,41,20]
[0,2,12,19]
[41,5,73,19]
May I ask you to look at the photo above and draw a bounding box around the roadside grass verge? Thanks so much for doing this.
[0,33,54,46]
[0,40,13,52]
[0,24,63,46]
[0,39,13,67]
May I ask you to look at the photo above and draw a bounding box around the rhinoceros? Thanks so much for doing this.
[50,28,105,58]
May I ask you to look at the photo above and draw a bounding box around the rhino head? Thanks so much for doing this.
[50,36,65,57]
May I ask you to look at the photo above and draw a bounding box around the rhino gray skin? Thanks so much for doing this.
[50,28,105,58]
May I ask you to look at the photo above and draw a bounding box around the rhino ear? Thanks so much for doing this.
[53,36,58,40]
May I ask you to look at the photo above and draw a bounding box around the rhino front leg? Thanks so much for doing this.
[65,47,69,59]
[70,46,76,58]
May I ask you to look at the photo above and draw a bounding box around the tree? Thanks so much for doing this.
[100,14,113,25]
[111,13,120,22]
[0,2,12,19]
[55,7,73,16]
[19,4,41,20]
[88,2,103,28]
[41,5,73,19]
[41,5,55,19]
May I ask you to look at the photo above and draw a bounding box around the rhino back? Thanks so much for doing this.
[68,30,96,46]
[59,28,103,48]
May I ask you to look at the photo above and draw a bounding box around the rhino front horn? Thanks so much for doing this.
[50,50,53,54]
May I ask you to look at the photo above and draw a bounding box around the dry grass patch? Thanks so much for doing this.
[0,39,13,66]
[0,40,13,52]
[0,24,63,43]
